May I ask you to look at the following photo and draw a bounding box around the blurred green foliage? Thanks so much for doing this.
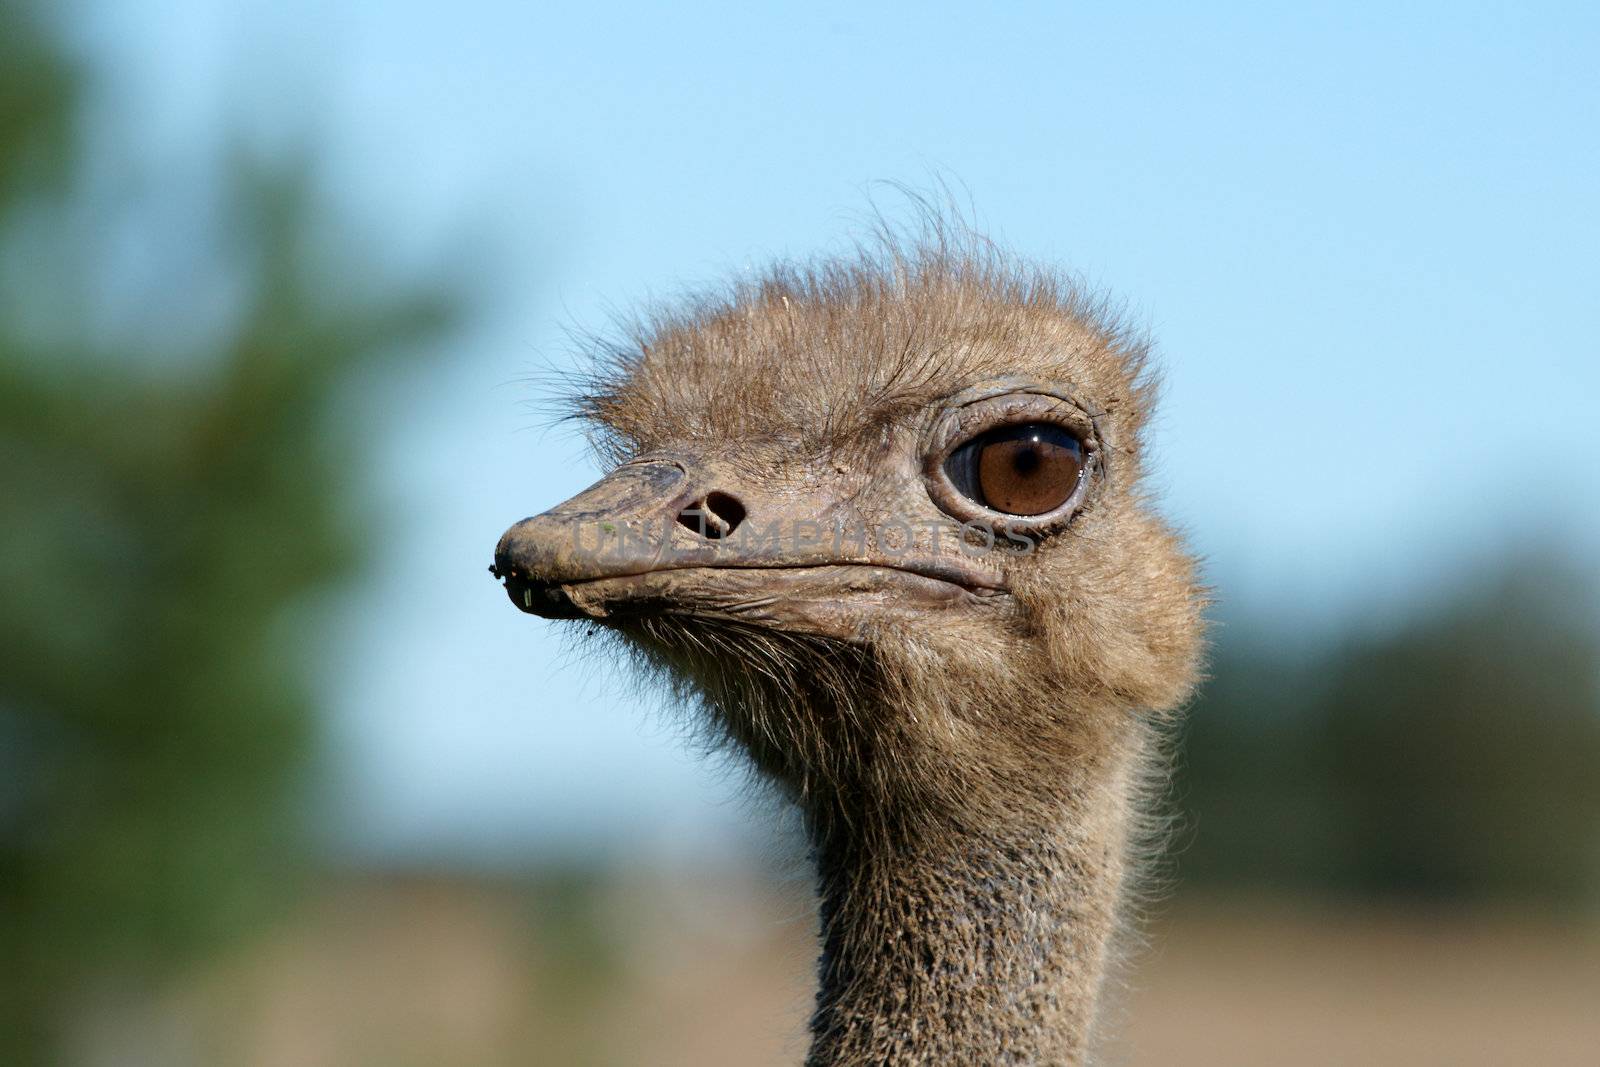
[1178,557,1600,905]
[0,0,77,202]
[0,0,454,1059]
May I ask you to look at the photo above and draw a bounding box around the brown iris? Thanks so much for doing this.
[945,422,1085,516]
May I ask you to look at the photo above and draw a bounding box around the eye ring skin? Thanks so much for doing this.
[922,384,1105,537]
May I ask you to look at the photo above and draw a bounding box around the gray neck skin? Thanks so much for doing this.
[802,779,1131,1067]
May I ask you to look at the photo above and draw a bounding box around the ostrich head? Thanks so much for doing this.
[492,227,1205,1063]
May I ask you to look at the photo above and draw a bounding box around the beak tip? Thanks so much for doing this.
[491,540,587,621]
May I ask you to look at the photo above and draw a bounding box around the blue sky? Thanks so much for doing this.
[85,1,1600,860]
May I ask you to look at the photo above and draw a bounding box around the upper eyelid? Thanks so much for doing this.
[943,393,1099,450]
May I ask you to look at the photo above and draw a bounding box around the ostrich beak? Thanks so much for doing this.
[492,455,1008,639]
[492,458,692,618]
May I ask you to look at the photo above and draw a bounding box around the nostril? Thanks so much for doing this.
[676,491,747,540]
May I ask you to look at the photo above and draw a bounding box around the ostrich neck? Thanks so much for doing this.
[804,760,1135,1067]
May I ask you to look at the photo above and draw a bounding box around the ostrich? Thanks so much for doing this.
[491,226,1205,1065]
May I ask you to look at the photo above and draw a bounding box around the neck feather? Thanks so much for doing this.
[803,747,1140,1066]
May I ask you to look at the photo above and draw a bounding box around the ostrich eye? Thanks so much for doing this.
[945,422,1085,516]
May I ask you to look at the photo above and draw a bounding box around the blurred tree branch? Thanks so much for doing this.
[0,1,459,1059]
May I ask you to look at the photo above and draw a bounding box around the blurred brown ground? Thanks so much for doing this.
[119,872,1600,1067]
[1107,897,1600,1067]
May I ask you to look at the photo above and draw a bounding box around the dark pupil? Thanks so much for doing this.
[1012,446,1042,476]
